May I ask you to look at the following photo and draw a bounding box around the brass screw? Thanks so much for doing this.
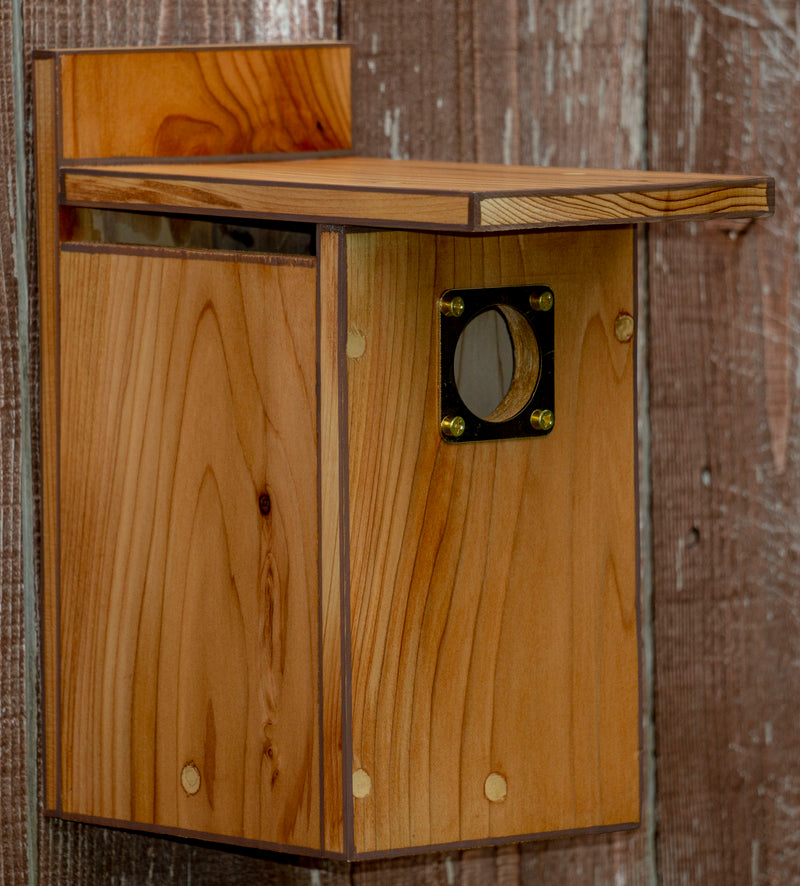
[439,295,465,318]
[614,312,634,343]
[529,289,554,312]
[530,409,554,431]
[441,415,466,438]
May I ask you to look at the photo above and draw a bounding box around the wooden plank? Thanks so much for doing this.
[319,226,346,854]
[648,3,800,882]
[479,183,771,227]
[57,44,352,160]
[62,157,772,232]
[57,248,320,849]
[62,170,473,229]
[345,228,639,855]
[67,157,772,189]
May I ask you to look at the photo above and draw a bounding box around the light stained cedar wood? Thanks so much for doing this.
[319,228,346,854]
[62,173,472,229]
[34,54,61,812]
[66,157,772,188]
[57,248,321,848]
[58,45,352,160]
[345,228,639,855]
[61,157,772,231]
[479,183,771,227]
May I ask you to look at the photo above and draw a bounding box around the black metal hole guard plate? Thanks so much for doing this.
[439,285,555,443]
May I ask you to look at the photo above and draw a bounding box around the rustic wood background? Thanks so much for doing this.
[1,0,796,883]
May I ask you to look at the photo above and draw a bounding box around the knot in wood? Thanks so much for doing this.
[258,493,271,516]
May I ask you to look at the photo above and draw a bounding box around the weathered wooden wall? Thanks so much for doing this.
[1,0,796,883]
[648,3,800,882]
[1,0,27,881]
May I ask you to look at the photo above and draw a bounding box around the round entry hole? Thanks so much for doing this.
[454,306,540,422]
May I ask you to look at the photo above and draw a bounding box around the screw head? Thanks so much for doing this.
[181,763,201,796]
[530,409,555,432]
[529,290,554,312]
[484,772,508,803]
[352,768,372,799]
[441,415,466,438]
[614,312,634,343]
[439,295,465,318]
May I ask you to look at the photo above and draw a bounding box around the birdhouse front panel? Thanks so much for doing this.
[56,245,322,850]
[343,227,639,854]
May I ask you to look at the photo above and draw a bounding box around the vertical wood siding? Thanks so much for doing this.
[0,0,794,883]
[1,0,27,884]
[648,3,800,883]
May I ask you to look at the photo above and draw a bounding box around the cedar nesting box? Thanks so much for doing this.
[35,43,773,860]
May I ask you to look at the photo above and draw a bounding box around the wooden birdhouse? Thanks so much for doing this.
[35,43,773,860]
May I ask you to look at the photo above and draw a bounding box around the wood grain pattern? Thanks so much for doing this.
[319,226,346,854]
[479,183,771,227]
[61,158,772,232]
[57,44,351,160]
[57,247,320,848]
[345,228,639,854]
[62,170,472,229]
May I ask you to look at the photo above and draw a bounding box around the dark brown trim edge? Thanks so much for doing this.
[315,223,325,853]
[474,207,774,234]
[56,809,637,862]
[632,224,645,828]
[348,820,641,862]
[335,228,356,860]
[42,41,351,57]
[56,811,348,861]
[53,53,64,818]
[59,148,355,167]
[54,54,64,187]
[59,241,316,268]
[766,177,776,214]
